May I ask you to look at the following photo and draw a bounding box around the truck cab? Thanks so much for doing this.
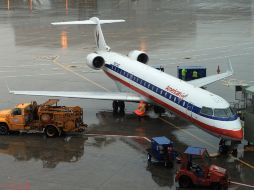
[0,102,33,132]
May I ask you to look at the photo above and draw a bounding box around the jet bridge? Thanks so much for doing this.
[242,86,254,144]
[231,85,254,144]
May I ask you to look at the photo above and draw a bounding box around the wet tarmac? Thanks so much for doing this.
[0,0,254,190]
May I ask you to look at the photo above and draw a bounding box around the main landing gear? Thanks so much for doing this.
[112,100,125,116]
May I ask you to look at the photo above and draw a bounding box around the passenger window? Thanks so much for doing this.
[200,107,213,116]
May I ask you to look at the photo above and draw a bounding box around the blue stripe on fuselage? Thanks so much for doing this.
[105,64,237,121]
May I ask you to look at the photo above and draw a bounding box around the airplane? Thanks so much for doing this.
[10,17,243,145]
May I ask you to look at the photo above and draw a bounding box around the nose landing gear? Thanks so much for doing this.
[219,138,239,156]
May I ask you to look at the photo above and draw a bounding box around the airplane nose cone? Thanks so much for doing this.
[232,128,243,140]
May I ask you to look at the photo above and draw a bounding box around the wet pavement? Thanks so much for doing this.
[0,0,254,189]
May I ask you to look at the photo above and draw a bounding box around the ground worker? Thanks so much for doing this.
[192,70,198,79]
[134,101,146,117]
[181,68,187,80]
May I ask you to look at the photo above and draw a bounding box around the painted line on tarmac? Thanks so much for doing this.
[0,73,65,79]
[233,157,254,170]
[159,117,254,170]
[0,63,51,68]
[159,117,217,149]
[52,56,109,92]
[86,133,151,142]
[230,181,254,188]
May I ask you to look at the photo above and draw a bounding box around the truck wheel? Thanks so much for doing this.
[45,126,59,137]
[179,176,192,188]
[0,124,9,135]
[211,183,222,190]
[147,153,152,162]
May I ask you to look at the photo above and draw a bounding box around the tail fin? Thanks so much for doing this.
[51,17,125,51]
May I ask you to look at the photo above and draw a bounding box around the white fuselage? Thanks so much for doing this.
[100,51,243,141]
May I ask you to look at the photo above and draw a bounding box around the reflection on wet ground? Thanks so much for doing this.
[0,135,86,168]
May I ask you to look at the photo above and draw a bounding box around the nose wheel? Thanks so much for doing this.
[112,100,125,115]
[219,138,238,156]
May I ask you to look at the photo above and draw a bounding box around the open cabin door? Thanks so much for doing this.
[186,103,193,119]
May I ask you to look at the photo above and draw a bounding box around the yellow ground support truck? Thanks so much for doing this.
[0,99,87,137]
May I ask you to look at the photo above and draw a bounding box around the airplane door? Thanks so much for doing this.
[186,103,193,118]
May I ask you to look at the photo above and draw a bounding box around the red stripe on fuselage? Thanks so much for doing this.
[104,69,243,140]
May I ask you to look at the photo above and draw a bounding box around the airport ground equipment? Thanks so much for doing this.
[230,85,254,145]
[175,147,229,190]
[243,86,254,144]
[177,66,206,81]
[146,136,177,168]
[0,99,87,137]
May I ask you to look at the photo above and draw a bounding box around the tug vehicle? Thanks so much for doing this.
[175,147,229,190]
[146,136,177,168]
[0,99,87,137]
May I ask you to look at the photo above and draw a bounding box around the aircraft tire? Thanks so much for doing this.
[147,153,152,162]
[118,101,125,113]
[112,100,119,113]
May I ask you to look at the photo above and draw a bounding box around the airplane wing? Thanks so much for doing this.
[188,61,233,87]
[9,91,144,102]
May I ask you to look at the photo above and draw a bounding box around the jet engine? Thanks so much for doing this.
[128,50,149,64]
[86,53,105,70]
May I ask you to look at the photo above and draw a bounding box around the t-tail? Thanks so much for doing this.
[51,17,125,51]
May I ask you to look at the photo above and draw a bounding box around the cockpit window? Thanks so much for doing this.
[214,107,234,118]
[200,107,213,116]
[12,108,22,116]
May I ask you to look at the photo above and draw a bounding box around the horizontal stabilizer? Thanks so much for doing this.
[51,17,125,51]
[52,17,125,25]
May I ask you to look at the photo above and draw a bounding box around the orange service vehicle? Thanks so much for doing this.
[0,99,87,137]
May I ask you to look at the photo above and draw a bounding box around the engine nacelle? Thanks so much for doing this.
[128,50,149,64]
[86,53,105,70]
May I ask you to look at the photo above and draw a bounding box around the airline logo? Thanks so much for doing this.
[165,85,188,99]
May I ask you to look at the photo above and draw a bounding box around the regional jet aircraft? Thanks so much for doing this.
[10,17,243,143]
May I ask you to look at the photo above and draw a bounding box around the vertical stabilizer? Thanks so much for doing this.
[51,17,125,52]
[89,17,109,51]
